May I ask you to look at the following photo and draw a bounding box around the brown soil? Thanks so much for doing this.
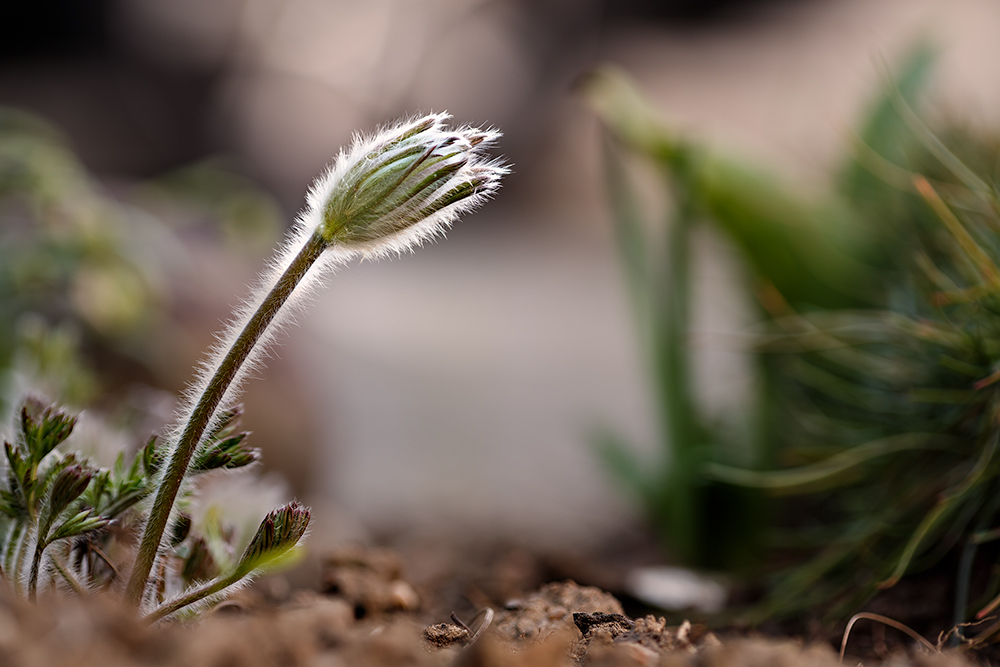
[0,542,989,667]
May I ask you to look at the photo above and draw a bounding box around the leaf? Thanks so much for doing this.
[839,42,937,204]
[49,509,110,542]
[878,428,1000,588]
[100,486,148,519]
[705,433,957,494]
[585,67,880,310]
[191,432,260,472]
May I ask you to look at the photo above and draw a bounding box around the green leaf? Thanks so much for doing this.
[838,42,937,204]
[49,508,109,542]
[586,67,879,310]
[705,433,956,494]
[100,486,148,519]
[192,432,260,472]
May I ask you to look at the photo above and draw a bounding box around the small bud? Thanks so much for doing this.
[192,433,260,472]
[236,501,310,576]
[307,113,507,256]
[49,508,110,542]
[49,463,94,517]
[20,399,77,464]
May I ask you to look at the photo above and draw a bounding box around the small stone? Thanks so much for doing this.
[573,612,635,638]
[389,580,421,611]
[422,622,469,649]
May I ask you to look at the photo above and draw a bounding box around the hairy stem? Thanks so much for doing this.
[12,527,29,598]
[144,571,241,623]
[50,552,86,595]
[28,502,61,601]
[27,536,45,602]
[124,232,329,607]
[3,522,23,582]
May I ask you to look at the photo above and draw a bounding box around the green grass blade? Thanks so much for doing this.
[705,433,956,494]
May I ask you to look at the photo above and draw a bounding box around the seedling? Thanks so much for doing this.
[0,113,506,619]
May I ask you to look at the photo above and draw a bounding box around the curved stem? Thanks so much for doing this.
[29,500,60,601]
[3,522,23,582]
[51,553,86,596]
[124,232,329,607]
[12,525,30,598]
[144,572,240,623]
[27,535,45,601]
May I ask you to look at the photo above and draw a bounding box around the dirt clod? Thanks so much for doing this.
[494,581,624,645]
[424,622,471,649]
[573,612,635,638]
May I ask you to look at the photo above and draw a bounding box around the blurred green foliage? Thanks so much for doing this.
[0,108,307,614]
[588,45,1000,631]
[0,107,280,415]
[0,396,268,606]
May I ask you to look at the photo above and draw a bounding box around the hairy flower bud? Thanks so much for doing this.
[127,113,505,609]
[192,432,260,472]
[235,501,310,576]
[20,399,77,465]
[48,463,93,517]
[306,113,507,257]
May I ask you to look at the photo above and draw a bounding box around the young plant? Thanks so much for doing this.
[0,397,259,605]
[0,113,506,619]
[124,113,506,613]
[1,399,107,600]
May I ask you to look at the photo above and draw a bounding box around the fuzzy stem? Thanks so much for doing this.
[124,232,329,607]
[28,518,55,602]
[27,537,45,601]
[12,526,29,598]
[3,522,23,582]
[51,553,86,596]
[144,571,241,623]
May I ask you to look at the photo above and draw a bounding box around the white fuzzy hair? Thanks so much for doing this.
[143,113,506,584]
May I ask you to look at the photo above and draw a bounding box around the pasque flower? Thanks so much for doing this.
[311,112,505,255]
[126,114,507,608]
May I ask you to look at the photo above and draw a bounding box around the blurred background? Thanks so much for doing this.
[2,0,999,557]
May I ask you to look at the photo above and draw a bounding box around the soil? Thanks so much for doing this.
[0,538,993,667]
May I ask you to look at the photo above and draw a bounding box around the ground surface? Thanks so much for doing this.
[0,542,991,667]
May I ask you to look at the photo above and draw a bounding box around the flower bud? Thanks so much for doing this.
[49,463,94,517]
[236,501,310,576]
[306,113,507,256]
[192,432,260,472]
[20,399,77,465]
